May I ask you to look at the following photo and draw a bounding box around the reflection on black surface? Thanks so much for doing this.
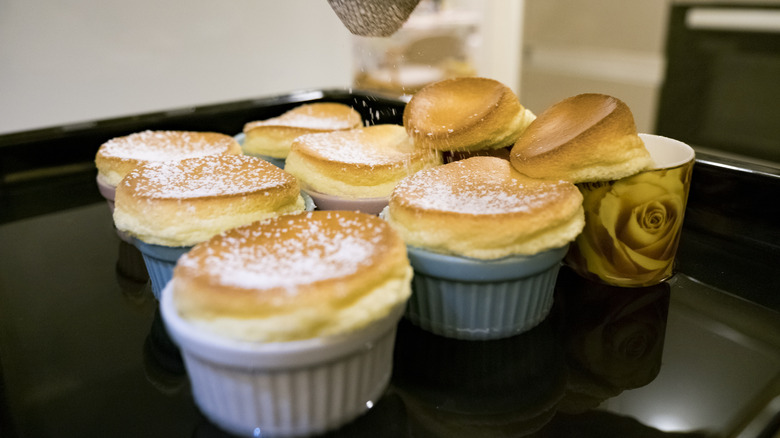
[191,414,242,438]
[316,393,411,438]
[191,393,411,438]
[391,317,566,437]
[116,239,148,283]
[552,266,670,414]
[115,239,152,309]
[143,307,186,396]
[535,410,714,438]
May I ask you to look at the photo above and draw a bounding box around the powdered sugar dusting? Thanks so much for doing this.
[98,130,236,161]
[294,125,414,166]
[250,113,355,131]
[178,211,387,292]
[394,159,564,215]
[245,103,362,131]
[124,154,294,198]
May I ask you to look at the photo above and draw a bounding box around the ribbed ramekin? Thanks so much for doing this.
[132,239,191,300]
[302,188,389,215]
[160,282,405,437]
[405,245,568,340]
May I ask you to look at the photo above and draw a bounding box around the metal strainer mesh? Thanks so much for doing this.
[327,0,421,37]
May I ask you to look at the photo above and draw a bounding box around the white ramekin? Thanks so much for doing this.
[302,188,389,215]
[160,282,405,437]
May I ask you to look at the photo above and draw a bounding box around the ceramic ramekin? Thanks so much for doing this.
[132,239,191,300]
[160,282,405,437]
[405,245,568,340]
[302,188,389,215]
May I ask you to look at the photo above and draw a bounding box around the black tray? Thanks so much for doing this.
[1,89,779,438]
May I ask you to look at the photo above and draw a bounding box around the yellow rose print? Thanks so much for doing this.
[566,162,693,287]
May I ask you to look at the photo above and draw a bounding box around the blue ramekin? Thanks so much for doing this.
[405,245,569,340]
[132,238,191,300]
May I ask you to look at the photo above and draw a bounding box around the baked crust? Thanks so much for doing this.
[385,156,584,259]
[509,93,653,183]
[242,102,363,158]
[403,77,536,152]
[94,130,241,187]
[284,124,442,198]
[171,210,413,341]
[113,154,305,247]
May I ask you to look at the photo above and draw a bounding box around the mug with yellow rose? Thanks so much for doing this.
[565,134,695,287]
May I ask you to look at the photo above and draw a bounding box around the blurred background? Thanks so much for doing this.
[1,0,778,165]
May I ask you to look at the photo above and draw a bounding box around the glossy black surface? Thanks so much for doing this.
[677,153,780,311]
[1,91,779,437]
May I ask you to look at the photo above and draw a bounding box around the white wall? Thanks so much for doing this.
[0,0,524,135]
[0,0,354,134]
[521,0,670,133]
